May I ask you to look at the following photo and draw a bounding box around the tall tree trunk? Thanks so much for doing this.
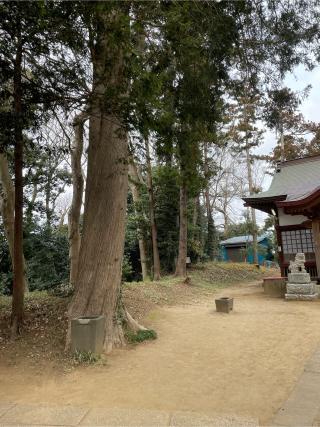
[191,196,198,239]
[58,207,68,229]
[223,211,229,237]
[11,34,24,336]
[145,138,161,280]
[175,183,188,278]
[204,188,215,260]
[44,157,52,229]
[68,5,147,353]
[128,160,149,281]
[203,142,216,260]
[0,153,28,293]
[245,146,258,264]
[0,154,15,259]
[26,183,38,229]
[68,112,87,289]
[68,113,128,352]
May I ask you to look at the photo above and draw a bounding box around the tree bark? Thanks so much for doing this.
[44,156,52,229]
[175,183,188,278]
[0,153,29,294]
[145,138,161,280]
[11,34,25,337]
[68,5,146,353]
[191,196,198,239]
[204,187,215,260]
[68,112,87,289]
[223,211,229,237]
[128,159,149,281]
[68,112,128,352]
[26,183,38,228]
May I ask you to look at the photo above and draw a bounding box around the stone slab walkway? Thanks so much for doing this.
[2,343,320,427]
[3,345,320,427]
[272,346,320,426]
[0,404,257,426]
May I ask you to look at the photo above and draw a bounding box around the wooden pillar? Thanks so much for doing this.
[312,219,320,281]
[275,223,285,277]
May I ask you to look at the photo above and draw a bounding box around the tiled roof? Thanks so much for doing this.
[220,234,268,246]
[245,155,320,202]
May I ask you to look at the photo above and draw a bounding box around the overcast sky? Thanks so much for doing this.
[256,64,320,158]
[220,64,320,229]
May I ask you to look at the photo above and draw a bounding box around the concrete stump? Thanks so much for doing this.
[71,315,105,354]
[263,277,286,298]
[215,297,233,313]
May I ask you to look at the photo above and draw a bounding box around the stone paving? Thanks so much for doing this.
[0,403,258,426]
[3,346,320,426]
[272,346,320,426]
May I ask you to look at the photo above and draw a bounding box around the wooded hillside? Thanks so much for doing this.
[0,0,319,350]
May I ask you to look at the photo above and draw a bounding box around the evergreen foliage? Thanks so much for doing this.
[0,0,320,341]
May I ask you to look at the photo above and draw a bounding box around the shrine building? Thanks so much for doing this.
[243,154,320,281]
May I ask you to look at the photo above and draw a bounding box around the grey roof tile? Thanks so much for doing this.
[246,156,320,201]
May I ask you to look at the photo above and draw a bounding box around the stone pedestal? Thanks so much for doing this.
[288,272,311,283]
[263,277,286,298]
[285,253,317,301]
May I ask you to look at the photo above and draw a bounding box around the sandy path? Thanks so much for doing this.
[1,281,320,425]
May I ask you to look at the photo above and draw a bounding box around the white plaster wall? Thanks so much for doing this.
[278,208,308,226]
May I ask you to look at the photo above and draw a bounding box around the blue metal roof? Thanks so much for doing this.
[220,234,268,246]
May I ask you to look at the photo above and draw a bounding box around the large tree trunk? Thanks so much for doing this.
[175,183,188,278]
[0,154,28,294]
[68,112,87,289]
[0,154,15,260]
[145,138,161,280]
[128,159,149,281]
[68,113,128,352]
[11,34,25,337]
[68,5,146,353]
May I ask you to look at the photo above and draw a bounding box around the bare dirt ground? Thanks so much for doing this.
[1,278,320,425]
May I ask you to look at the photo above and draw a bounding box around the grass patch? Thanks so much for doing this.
[188,261,271,290]
[125,329,157,344]
[73,350,100,365]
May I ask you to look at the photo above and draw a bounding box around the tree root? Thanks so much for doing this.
[66,291,155,354]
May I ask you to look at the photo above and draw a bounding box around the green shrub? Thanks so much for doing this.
[125,329,157,344]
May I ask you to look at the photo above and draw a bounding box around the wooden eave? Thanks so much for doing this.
[243,195,287,214]
[275,187,320,219]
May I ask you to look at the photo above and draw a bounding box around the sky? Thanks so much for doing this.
[222,64,320,229]
[256,64,320,158]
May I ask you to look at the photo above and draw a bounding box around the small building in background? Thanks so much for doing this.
[243,155,320,280]
[220,234,272,265]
